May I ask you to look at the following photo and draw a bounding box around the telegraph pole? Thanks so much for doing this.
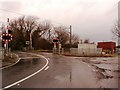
[48,29,50,42]
[30,33,32,50]
[6,18,9,55]
[69,25,72,49]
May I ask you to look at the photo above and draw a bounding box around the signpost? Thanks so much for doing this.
[58,43,61,54]
[53,38,59,54]
[0,18,13,56]
[2,34,12,41]
[26,41,30,45]
[52,38,62,54]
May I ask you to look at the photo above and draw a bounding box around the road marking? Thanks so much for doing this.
[0,54,21,70]
[44,66,49,71]
[2,53,49,90]
[17,84,20,86]
[81,61,96,72]
[88,65,92,68]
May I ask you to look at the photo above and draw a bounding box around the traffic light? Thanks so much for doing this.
[8,30,12,34]
[57,36,63,42]
[1,34,13,42]
[2,35,11,40]
[53,39,59,42]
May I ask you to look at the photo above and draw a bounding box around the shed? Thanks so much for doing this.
[97,42,116,54]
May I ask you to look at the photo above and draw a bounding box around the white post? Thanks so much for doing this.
[30,33,32,50]
[53,43,57,54]
[62,48,64,55]
[6,18,10,55]
[58,43,61,54]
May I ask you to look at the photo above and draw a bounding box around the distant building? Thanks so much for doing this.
[70,43,101,56]
[97,42,116,54]
[78,43,98,56]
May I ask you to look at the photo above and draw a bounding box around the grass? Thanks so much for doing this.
[3,53,18,65]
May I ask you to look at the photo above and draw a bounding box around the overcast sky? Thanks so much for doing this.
[0,0,119,43]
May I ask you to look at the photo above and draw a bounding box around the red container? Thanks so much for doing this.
[97,42,116,53]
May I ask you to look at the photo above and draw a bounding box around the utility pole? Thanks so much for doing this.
[48,29,51,50]
[30,33,32,50]
[30,29,36,50]
[69,25,72,49]
[48,29,50,42]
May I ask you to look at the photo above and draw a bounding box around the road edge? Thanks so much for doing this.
[0,53,21,70]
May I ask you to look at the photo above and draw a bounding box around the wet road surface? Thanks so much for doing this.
[1,52,118,88]
[2,55,46,88]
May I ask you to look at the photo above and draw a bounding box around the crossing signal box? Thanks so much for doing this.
[2,35,11,40]
[53,39,59,42]
[2,34,12,41]
[8,30,12,34]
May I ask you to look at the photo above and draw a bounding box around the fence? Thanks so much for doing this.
[70,48,102,57]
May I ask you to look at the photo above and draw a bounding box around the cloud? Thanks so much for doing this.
[0,1,21,11]
[0,0,118,42]
[0,1,22,26]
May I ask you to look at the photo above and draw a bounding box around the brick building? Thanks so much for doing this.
[97,42,116,54]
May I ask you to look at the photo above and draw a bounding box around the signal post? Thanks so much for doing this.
[52,37,62,54]
[1,18,12,56]
[53,38,58,54]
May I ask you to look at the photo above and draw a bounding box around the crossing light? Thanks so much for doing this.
[53,38,59,42]
[8,30,12,34]
[1,33,13,42]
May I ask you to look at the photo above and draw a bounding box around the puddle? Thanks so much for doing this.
[17,58,42,67]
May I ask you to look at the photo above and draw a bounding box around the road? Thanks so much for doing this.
[1,52,118,89]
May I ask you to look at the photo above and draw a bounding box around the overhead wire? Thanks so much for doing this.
[0,8,88,37]
[0,8,25,15]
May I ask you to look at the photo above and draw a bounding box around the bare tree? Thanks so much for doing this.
[37,21,52,38]
[10,16,53,50]
[112,23,120,37]
[8,15,81,50]
[10,16,38,36]
[54,26,69,44]
[54,26,80,48]
[32,21,52,49]
[71,34,79,44]
[84,39,90,43]
[9,16,38,50]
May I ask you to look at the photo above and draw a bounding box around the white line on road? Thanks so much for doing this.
[17,84,20,86]
[44,66,49,71]
[2,53,49,90]
[82,61,96,72]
